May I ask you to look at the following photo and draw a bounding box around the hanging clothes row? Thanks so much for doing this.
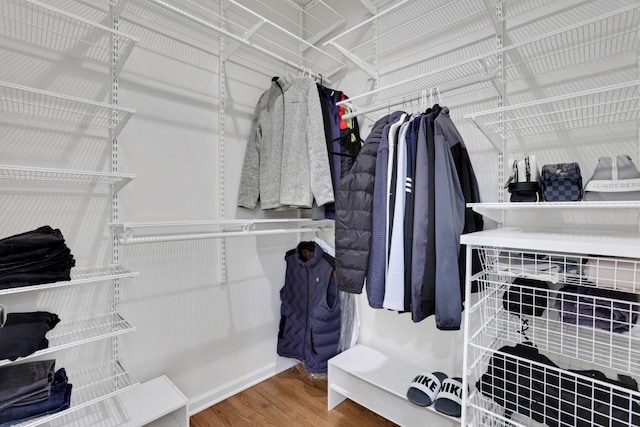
[237,74,361,217]
[335,105,483,330]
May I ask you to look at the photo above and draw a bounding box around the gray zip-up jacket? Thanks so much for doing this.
[238,75,334,209]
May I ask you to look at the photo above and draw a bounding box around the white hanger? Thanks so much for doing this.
[420,89,427,111]
[436,86,443,104]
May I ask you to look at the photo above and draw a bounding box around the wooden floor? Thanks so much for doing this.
[190,366,398,426]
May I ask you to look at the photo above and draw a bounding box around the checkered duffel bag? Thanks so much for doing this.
[540,162,583,202]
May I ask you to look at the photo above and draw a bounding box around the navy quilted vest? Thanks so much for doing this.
[277,242,341,373]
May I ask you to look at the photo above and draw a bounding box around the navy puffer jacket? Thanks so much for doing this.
[335,114,393,293]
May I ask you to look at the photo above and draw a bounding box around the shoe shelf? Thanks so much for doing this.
[465,79,640,149]
[14,360,139,427]
[469,275,640,377]
[328,344,461,426]
[0,82,135,138]
[337,4,640,121]
[0,313,135,368]
[0,265,139,296]
[0,0,139,76]
[467,201,640,223]
[0,165,136,193]
[112,218,334,244]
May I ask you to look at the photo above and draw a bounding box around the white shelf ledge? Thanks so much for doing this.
[112,219,334,244]
[465,79,640,148]
[468,201,640,222]
[460,227,640,259]
[0,265,138,296]
[329,344,461,426]
[0,81,136,138]
[0,0,139,76]
[0,313,135,368]
[0,165,136,193]
[15,360,139,427]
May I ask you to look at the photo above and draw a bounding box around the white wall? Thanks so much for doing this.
[2,0,639,425]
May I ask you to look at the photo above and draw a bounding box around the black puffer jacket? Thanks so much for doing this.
[335,114,392,293]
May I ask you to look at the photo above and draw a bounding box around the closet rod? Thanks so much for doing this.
[117,227,333,245]
[341,71,496,120]
[145,0,336,83]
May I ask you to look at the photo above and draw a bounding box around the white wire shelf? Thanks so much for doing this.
[469,276,640,376]
[0,82,135,138]
[339,4,640,120]
[0,0,139,76]
[476,247,640,293]
[111,218,334,244]
[325,0,501,78]
[142,0,345,80]
[465,80,640,148]
[466,335,640,427]
[14,360,139,427]
[0,313,135,368]
[0,265,138,296]
[0,165,136,193]
[461,227,640,259]
[468,201,640,223]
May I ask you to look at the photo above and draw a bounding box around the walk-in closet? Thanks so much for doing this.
[1,0,639,426]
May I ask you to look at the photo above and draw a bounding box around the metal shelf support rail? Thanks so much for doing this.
[112,219,335,245]
[144,0,344,82]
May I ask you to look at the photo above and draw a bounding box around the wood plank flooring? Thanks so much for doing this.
[190,366,398,426]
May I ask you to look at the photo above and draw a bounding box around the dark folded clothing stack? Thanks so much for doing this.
[0,226,75,290]
[0,312,61,361]
[0,361,72,426]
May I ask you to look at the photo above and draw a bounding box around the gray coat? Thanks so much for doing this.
[238,75,334,209]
